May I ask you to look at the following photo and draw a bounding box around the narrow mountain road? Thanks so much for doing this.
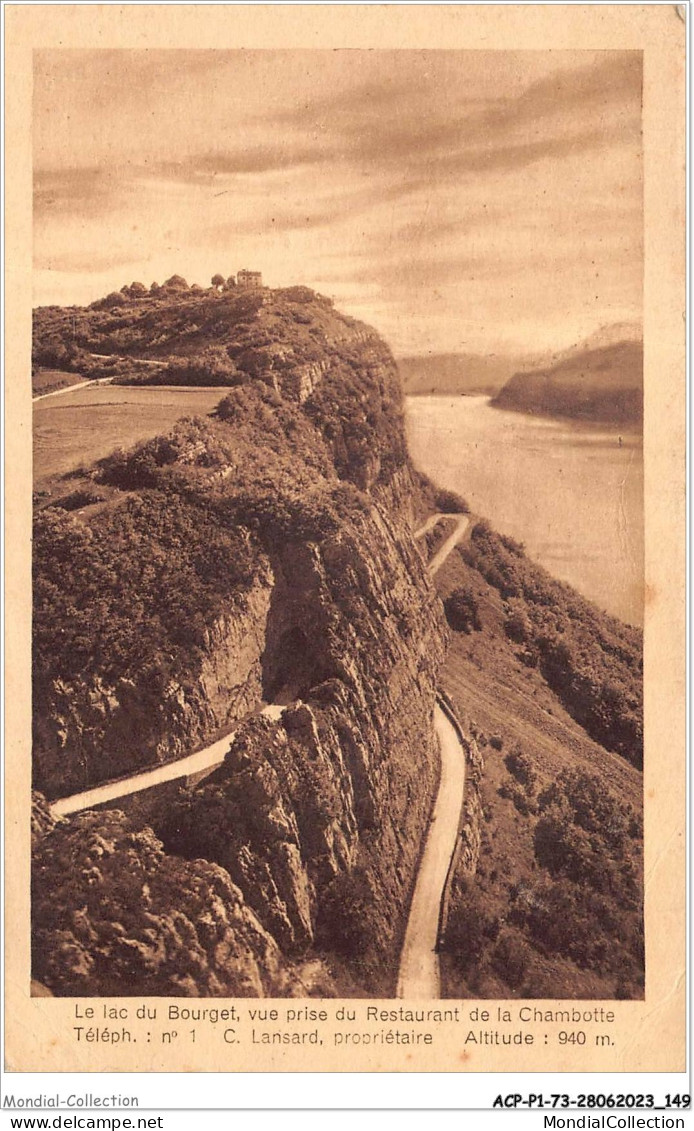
[396,510,473,998]
[428,515,470,574]
[51,732,233,817]
[396,703,466,998]
[50,703,283,817]
[415,512,471,574]
[33,353,166,404]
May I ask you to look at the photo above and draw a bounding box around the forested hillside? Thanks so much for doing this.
[492,340,643,424]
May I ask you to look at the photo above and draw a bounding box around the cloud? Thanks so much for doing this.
[269,52,641,173]
[32,49,642,354]
[34,51,642,222]
[34,249,138,275]
[150,144,329,183]
[34,168,122,217]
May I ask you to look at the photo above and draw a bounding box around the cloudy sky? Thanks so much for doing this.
[34,49,642,355]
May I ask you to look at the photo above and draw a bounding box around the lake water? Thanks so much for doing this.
[406,395,643,627]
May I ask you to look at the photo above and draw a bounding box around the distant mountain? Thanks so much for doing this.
[576,320,642,352]
[398,323,643,408]
[397,352,538,397]
[492,333,643,425]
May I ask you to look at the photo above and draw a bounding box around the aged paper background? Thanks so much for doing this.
[4,4,686,1073]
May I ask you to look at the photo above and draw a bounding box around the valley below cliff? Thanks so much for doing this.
[31,282,644,1000]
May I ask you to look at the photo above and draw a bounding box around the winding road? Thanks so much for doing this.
[48,507,470,999]
[396,703,466,997]
[395,511,472,997]
[415,512,470,573]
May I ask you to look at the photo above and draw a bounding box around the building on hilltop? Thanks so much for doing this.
[237,269,263,289]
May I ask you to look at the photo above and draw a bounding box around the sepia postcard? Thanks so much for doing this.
[3,4,686,1074]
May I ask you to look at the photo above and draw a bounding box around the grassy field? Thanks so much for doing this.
[32,368,91,398]
[33,385,228,486]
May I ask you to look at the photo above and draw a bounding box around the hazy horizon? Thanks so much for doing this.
[34,49,643,356]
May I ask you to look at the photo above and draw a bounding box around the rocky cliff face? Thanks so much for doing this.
[33,562,277,797]
[32,287,448,995]
[158,498,446,983]
[32,801,322,997]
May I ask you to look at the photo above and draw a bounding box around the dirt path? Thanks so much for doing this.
[32,379,99,403]
[50,733,233,817]
[90,353,167,367]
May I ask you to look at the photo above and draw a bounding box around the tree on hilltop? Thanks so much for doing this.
[99,291,127,308]
[121,281,147,299]
[211,274,225,290]
[163,275,189,291]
